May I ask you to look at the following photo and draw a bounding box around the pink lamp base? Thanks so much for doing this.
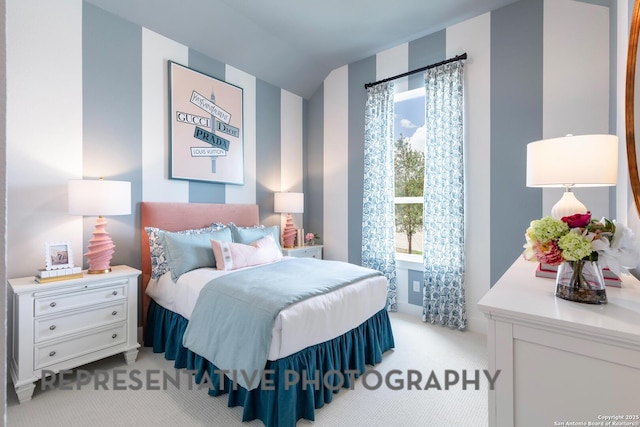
[282,213,296,248]
[85,216,115,274]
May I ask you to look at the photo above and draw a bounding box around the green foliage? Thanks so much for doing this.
[394,135,424,253]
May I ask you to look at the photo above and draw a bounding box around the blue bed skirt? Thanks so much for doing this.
[144,299,395,427]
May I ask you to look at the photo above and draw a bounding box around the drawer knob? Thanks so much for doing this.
[49,302,56,308]
[49,351,56,357]
[49,325,56,331]
[111,310,117,316]
[112,333,117,339]
[112,291,118,296]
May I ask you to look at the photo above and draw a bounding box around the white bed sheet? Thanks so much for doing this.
[146,258,388,360]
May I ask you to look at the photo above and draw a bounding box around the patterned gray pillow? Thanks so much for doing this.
[145,223,226,280]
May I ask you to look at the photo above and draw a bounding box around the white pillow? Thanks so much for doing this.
[211,234,283,271]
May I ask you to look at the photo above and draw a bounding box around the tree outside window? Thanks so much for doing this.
[394,88,425,256]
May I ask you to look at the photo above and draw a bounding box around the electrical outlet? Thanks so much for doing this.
[412,280,421,292]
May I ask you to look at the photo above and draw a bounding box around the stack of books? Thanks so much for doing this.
[535,263,621,287]
[36,266,83,283]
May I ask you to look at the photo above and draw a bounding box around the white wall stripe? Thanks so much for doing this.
[141,28,189,203]
[618,0,631,226]
[447,12,491,333]
[7,0,83,277]
[280,89,304,230]
[280,90,304,192]
[225,65,257,204]
[323,65,349,261]
[376,44,409,93]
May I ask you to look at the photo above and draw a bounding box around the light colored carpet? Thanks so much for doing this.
[6,312,489,426]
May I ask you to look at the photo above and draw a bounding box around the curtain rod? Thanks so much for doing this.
[364,52,468,89]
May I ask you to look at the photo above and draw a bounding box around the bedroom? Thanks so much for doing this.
[2,0,638,425]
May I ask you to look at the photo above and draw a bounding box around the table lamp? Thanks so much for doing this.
[68,178,131,273]
[526,134,618,218]
[274,192,304,248]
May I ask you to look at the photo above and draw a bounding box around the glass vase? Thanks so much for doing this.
[555,260,607,304]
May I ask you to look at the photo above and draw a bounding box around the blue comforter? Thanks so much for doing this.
[182,257,383,390]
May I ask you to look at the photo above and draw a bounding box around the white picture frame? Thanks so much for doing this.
[45,242,74,270]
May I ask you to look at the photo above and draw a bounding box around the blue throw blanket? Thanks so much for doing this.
[182,257,383,390]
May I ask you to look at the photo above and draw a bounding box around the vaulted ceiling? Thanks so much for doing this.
[85,0,519,99]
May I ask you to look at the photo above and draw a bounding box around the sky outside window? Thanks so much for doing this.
[394,87,425,153]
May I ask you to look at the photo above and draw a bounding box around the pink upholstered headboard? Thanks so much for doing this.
[140,202,259,327]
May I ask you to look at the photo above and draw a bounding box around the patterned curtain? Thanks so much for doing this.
[422,61,466,329]
[362,82,397,311]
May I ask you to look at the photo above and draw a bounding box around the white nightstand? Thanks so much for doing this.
[8,265,141,403]
[282,245,323,259]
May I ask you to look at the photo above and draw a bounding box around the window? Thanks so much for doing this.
[394,87,425,257]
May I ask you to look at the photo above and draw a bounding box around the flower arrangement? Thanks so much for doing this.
[523,212,637,276]
[305,232,319,244]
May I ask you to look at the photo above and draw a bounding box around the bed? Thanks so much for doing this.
[140,202,395,427]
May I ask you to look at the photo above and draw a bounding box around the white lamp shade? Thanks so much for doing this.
[274,192,304,213]
[526,134,618,187]
[68,179,131,216]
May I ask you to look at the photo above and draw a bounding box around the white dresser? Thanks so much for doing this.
[478,258,640,427]
[8,265,141,403]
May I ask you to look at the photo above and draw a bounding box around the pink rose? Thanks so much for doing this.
[561,212,591,228]
[534,240,564,265]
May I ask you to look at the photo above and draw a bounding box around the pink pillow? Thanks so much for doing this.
[211,234,283,271]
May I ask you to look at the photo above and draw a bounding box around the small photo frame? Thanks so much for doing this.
[45,242,74,270]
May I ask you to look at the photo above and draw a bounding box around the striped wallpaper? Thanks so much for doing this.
[7,1,306,280]
[315,0,612,329]
[6,0,619,332]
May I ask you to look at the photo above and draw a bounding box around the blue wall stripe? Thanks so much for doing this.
[306,84,324,245]
[256,80,281,225]
[490,0,543,285]
[186,49,227,203]
[83,4,142,270]
[408,30,446,91]
[348,56,376,265]
[407,269,424,306]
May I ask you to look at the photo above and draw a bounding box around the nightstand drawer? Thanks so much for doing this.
[34,323,127,369]
[34,301,127,343]
[284,246,322,259]
[35,283,126,316]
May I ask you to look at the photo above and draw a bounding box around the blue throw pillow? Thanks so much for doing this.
[145,223,225,280]
[159,226,233,281]
[228,223,282,253]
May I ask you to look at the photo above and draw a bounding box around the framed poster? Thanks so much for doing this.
[169,61,244,184]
